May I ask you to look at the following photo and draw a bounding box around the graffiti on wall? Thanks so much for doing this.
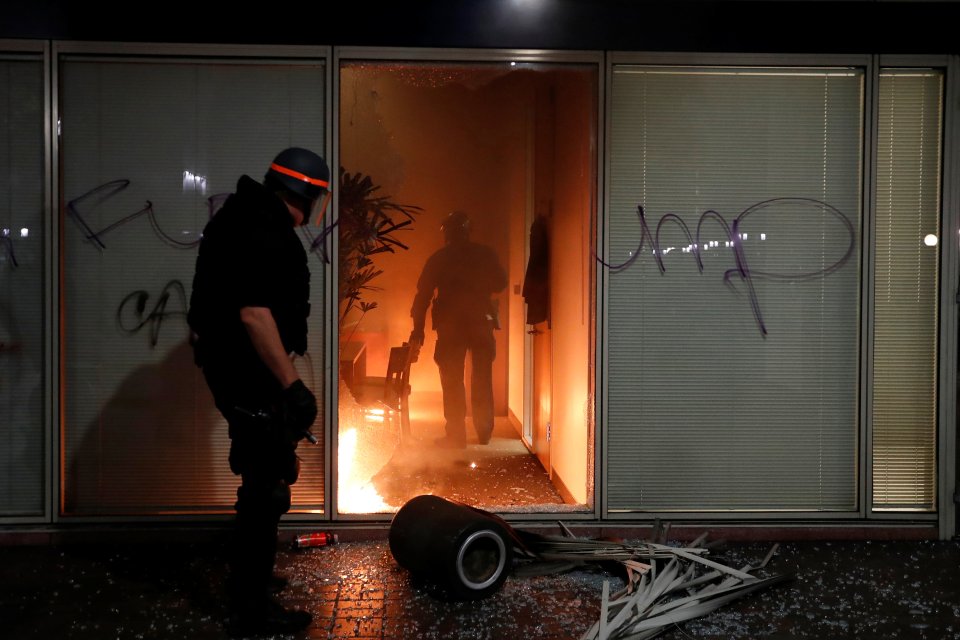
[598,197,855,336]
[67,178,338,348]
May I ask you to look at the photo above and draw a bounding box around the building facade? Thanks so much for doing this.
[1,1,958,539]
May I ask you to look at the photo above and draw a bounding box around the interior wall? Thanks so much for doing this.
[548,69,597,505]
[338,65,528,417]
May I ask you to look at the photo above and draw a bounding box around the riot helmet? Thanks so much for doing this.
[266,147,330,202]
[441,210,471,244]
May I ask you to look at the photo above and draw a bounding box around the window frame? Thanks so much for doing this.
[0,39,51,525]
[0,42,952,536]
[50,41,334,524]
[601,51,955,535]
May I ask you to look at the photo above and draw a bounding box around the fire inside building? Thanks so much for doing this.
[2,0,959,544]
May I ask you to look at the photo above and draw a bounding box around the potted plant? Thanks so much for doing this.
[337,167,422,332]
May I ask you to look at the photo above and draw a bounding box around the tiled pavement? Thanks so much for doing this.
[2,529,960,639]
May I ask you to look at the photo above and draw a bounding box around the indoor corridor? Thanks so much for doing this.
[338,385,583,515]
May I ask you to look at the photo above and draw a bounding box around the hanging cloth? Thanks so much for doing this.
[522,215,550,325]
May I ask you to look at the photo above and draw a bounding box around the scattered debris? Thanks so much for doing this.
[389,497,793,636]
[512,522,794,640]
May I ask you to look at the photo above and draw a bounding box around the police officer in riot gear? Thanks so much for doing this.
[409,210,508,448]
[188,147,329,635]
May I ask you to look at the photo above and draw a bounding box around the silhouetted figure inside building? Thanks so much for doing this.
[409,211,508,449]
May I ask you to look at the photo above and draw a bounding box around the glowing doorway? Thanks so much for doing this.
[336,58,597,515]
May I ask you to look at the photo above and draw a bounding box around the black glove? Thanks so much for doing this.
[280,379,317,441]
[409,329,425,345]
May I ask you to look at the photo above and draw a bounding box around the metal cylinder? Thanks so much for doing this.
[294,531,338,548]
[388,494,514,600]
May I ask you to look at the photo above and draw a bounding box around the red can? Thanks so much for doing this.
[294,532,339,548]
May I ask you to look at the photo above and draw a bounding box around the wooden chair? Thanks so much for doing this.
[349,342,415,438]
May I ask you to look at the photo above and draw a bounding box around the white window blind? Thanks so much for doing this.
[871,69,943,512]
[606,66,862,511]
[60,56,327,516]
[0,54,45,517]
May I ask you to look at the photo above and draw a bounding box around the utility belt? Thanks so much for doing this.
[231,404,318,446]
[432,297,500,330]
[227,405,304,485]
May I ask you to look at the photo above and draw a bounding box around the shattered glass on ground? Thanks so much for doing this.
[1,535,959,639]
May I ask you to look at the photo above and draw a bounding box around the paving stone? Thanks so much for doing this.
[1,536,959,639]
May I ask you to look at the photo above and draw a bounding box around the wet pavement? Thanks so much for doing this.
[2,527,960,640]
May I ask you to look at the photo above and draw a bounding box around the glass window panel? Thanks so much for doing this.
[871,68,943,512]
[607,66,863,511]
[0,53,45,517]
[59,55,326,515]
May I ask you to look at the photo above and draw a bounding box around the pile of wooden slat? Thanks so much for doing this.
[512,522,794,640]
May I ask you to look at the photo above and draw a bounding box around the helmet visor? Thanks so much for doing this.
[310,190,332,226]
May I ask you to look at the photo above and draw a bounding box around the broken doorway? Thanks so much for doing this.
[335,55,597,516]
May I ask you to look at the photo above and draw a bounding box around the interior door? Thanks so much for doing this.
[530,312,552,472]
[527,81,557,474]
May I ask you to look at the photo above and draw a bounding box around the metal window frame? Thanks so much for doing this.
[602,51,935,526]
[331,45,605,523]
[0,40,954,538]
[0,39,51,526]
[48,41,333,525]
